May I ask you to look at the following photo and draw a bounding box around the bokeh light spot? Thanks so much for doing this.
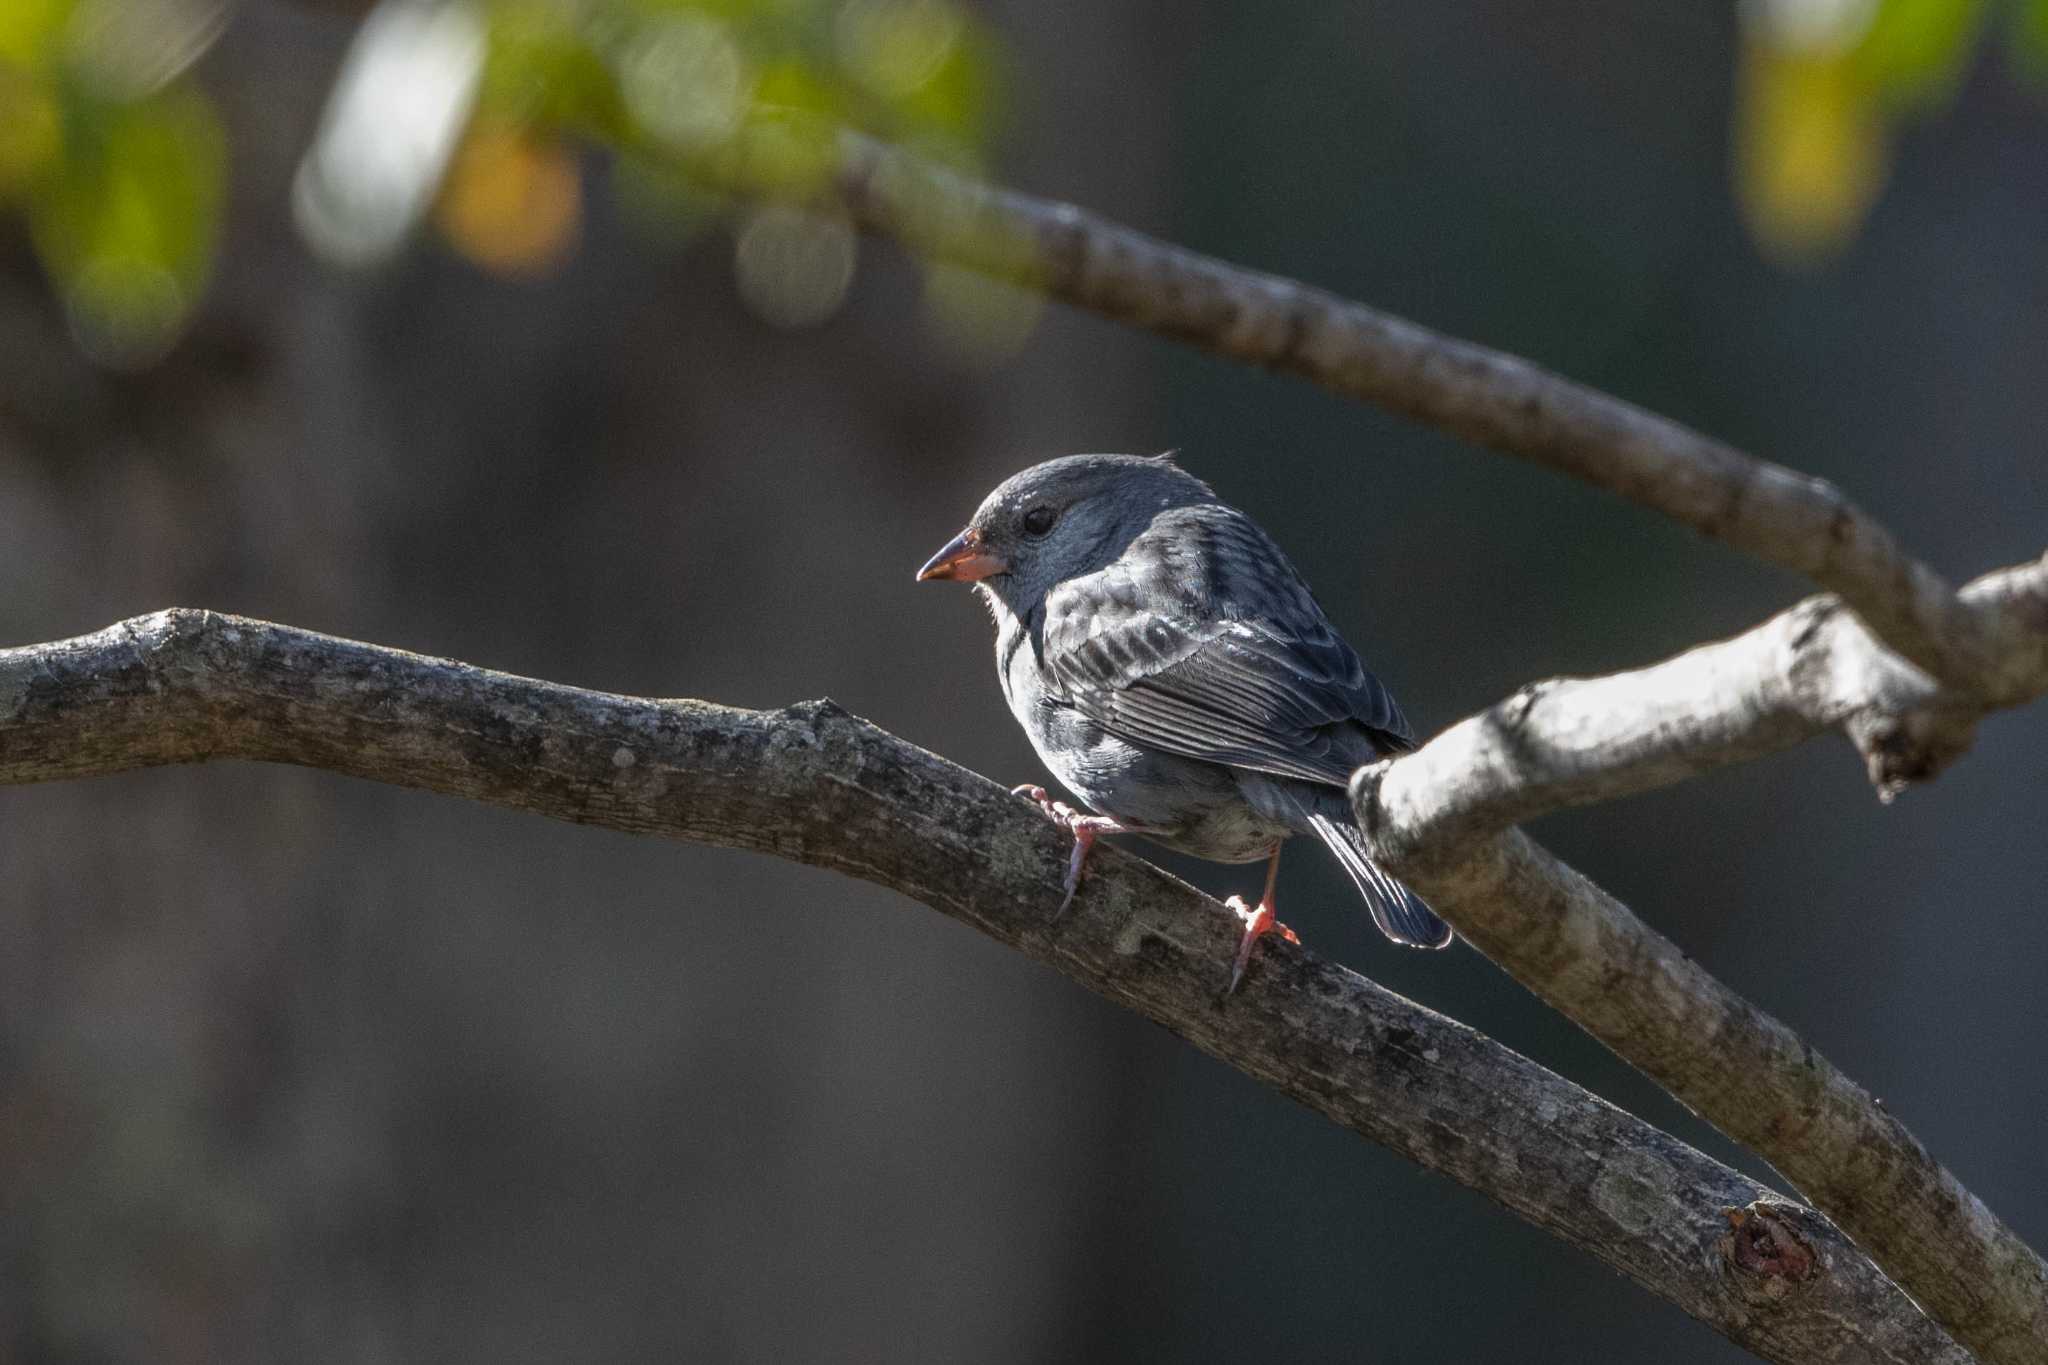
[65,0,227,100]
[294,0,486,267]
[733,204,856,328]
[834,0,962,97]
[620,12,750,151]
[1741,0,1880,55]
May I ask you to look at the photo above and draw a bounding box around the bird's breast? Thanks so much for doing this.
[989,596,1287,865]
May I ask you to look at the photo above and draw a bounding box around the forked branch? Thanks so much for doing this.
[0,609,1976,1365]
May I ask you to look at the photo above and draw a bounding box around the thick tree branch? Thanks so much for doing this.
[1359,828,2048,1365]
[0,609,1975,1365]
[782,134,2048,1361]
[798,132,2048,699]
[1349,589,2048,1365]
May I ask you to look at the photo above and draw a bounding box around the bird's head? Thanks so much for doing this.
[916,453,1215,613]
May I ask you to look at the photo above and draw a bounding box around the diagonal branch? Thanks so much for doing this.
[0,608,1977,1365]
[773,132,2048,1362]
[1349,564,2048,1365]
[779,132,2048,700]
[1351,823,2048,1365]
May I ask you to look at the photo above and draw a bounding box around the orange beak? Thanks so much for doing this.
[915,529,1008,583]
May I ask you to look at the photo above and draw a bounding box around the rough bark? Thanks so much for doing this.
[1355,825,2048,1365]
[0,608,1976,1365]
[689,129,2048,1361]
[1341,556,2048,1364]
[1343,548,2048,1365]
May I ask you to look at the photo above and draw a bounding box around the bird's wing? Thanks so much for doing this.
[1041,507,1411,789]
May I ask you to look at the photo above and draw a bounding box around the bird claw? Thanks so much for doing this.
[1015,787,1296,988]
[1223,894,1299,995]
[1055,824,1097,919]
[1011,784,1122,919]
[1012,784,1083,826]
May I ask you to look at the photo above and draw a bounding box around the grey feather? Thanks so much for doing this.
[932,452,1451,951]
[1306,812,1451,948]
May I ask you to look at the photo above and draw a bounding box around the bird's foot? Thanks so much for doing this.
[1010,783,1057,812]
[1010,784,1138,918]
[1222,895,1300,994]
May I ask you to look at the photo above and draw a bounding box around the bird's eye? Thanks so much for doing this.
[1022,506,1059,537]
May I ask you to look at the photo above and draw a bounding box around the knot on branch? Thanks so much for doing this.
[764,697,871,774]
[777,696,853,729]
[1502,678,1560,731]
[119,606,223,663]
[1845,707,1978,803]
[1722,1202,1819,1301]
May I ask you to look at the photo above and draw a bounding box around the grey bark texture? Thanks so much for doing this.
[735,130,2048,1364]
[0,609,1979,1365]
[1344,552,2048,1365]
[1367,829,2044,1365]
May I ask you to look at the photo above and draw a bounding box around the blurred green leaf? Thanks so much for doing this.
[0,0,66,67]
[28,87,223,364]
[451,0,1007,330]
[612,145,726,241]
[0,0,230,361]
[0,62,63,193]
[1731,0,2048,264]
[6,0,1013,356]
[482,0,629,138]
[0,0,68,200]
[889,23,999,149]
[1853,0,1989,107]
[2012,0,2048,84]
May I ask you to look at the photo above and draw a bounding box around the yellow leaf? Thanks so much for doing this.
[1733,40,1887,266]
[434,120,582,277]
[0,64,61,192]
[0,0,67,67]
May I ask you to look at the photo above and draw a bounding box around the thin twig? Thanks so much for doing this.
[794,132,2045,698]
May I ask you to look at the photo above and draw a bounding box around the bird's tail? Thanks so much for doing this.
[1306,805,1453,950]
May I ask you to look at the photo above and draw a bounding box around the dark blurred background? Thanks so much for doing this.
[2,2,2045,1361]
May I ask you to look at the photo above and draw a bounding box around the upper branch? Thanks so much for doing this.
[0,609,1973,1365]
[796,133,2048,698]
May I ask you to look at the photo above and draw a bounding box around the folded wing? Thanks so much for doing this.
[1042,508,1410,788]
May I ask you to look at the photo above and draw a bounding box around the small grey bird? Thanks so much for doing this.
[916,453,1451,991]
